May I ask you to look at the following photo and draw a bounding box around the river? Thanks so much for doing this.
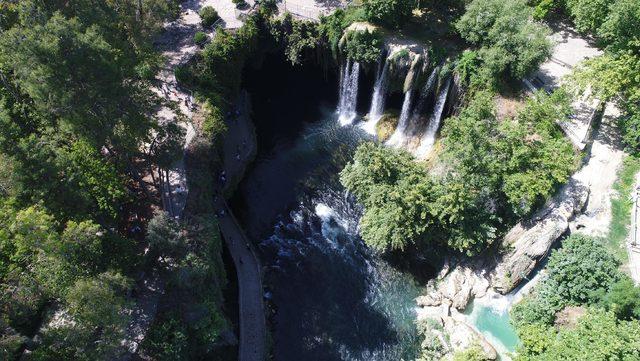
[231,54,432,360]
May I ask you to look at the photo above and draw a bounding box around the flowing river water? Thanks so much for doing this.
[231,55,436,360]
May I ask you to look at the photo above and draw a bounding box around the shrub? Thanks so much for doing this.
[199,6,219,28]
[565,0,614,34]
[597,0,640,52]
[319,7,368,59]
[597,277,640,320]
[455,0,552,83]
[516,309,640,360]
[342,29,383,63]
[194,31,208,47]
[232,0,247,8]
[455,50,482,85]
[363,0,413,29]
[512,235,622,327]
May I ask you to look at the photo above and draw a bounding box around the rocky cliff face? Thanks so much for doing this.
[490,179,589,294]
[415,178,589,359]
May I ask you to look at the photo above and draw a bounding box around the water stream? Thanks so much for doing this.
[415,78,451,158]
[386,87,414,148]
[338,60,361,126]
[363,56,391,135]
[405,67,439,138]
[235,56,429,361]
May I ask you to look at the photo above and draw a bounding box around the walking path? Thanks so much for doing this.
[628,174,640,285]
[571,103,625,237]
[157,2,266,361]
[525,22,602,150]
[215,92,265,361]
[125,1,266,360]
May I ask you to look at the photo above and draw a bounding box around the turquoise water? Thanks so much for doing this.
[466,301,520,355]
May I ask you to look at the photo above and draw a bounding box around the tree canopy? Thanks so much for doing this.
[455,0,552,86]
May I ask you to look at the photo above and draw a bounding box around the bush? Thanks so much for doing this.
[319,7,368,59]
[199,6,220,28]
[512,235,622,327]
[516,309,640,361]
[232,0,247,8]
[194,31,208,47]
[597,0,640,52]
[363,0,413,29]
[342,29,383,63]
[455,0,552,83]
[565,0,613,34]
[598,277,640,320]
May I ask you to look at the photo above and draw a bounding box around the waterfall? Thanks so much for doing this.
[403,67,439,138]
[362,56,391,135]
[337,60,361,126]
[386,87,414,148]
[415,78,451,158]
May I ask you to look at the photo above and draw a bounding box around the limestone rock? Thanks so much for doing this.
[491,179,590,294]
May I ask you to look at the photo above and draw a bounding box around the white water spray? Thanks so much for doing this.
[403,67,440,138]
[337,60,361,126]
[386,87,414,147]
[415,79,451,158]
[362,57,391,135]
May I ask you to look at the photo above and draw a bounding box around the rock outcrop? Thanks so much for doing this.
[416,260,497,360]
[490,179,589,294]
[417,264,490,311]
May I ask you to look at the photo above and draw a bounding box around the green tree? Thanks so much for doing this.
[363,0,413,29]
[340,142,439,251]
[342,29,383,64]
[597,0,640,52]
[32,272,133,360]
[516,309,640,361]
[565,0,614,34]
[455,0,552,83]
[199,6,220,28]
[598,277,640,320]
[147,211,187,265]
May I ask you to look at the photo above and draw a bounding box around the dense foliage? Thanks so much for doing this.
[341,90,576,254]
[512,235,640,360]
[512,235,623,327]
[342,29,383,64]
[442,90,576,217]
[0,0,235,359]
[340,142,440,252]
[363,0,413,29]
[455,0,552,87]
[516,309,640,361]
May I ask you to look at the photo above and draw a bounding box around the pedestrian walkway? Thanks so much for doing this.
[524,22,602,150]
[153,1,267,360]
[628,176,640,285]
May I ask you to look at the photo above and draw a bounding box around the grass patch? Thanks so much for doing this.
[608,155,640,262]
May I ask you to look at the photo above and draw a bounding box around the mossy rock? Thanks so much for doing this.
[376,111,399,142]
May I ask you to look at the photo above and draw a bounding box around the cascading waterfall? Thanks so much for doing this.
[337,60,361,126]
[362,56,391,135]
[403,67,439,138]
[386,87,414,147]
[415,78,451,158]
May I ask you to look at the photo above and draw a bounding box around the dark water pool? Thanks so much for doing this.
[231,53,430,361]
